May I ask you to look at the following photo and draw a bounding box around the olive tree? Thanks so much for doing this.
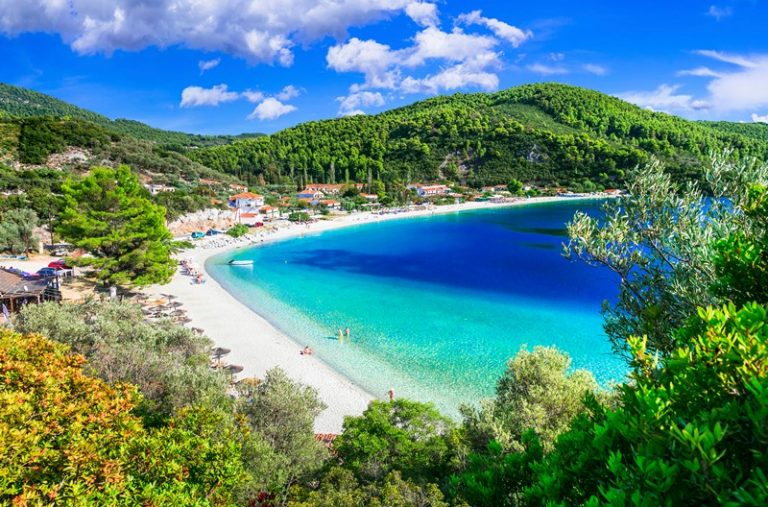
[565,153,768,356]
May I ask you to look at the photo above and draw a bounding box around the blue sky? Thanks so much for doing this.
[1,1,766,134]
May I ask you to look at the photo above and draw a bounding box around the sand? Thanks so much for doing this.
[4,195,611,433]
[144,195,610,433]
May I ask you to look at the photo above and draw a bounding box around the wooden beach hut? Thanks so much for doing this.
[0,268,57,313]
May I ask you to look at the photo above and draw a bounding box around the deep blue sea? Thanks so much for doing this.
[207,200,625,417]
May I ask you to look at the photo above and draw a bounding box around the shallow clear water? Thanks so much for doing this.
[207,200,625,418]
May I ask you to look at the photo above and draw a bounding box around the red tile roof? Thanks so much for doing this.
[230,192,263,200]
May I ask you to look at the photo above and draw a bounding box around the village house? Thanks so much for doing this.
[229,183,248,193]
[408,184,451,197]
[259,205,279,218]
[304,183,365,195]
[229,191,265,211]
[360,193,379,202]
[482,184,509,193]
[319,199,341,210]
[296,189,324,202]
[238,212,261,225]
[144,183,176,195]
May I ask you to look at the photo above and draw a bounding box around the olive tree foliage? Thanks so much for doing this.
[15,299,229,424]
[235,368,329,499]
[0,208,39,253]
[461,345,601,453]
[565,153,768,356]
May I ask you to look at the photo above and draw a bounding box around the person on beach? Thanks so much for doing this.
[345,327,350,338]
[338,329,343,341]
[301,346,314,355]
[387,388,395,401]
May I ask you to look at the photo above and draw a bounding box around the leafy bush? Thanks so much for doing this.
[289,211,311,222]
[227,223,250,237]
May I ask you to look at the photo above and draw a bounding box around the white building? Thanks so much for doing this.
[229,192,265,211]
[408,184,451,197]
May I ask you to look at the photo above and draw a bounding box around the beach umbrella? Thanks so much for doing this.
[211,347,231,359]
[191,327,205,334]
[224,364,244,374]
[175,317,193,324]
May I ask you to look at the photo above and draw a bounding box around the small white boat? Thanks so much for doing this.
[228,259,254,266]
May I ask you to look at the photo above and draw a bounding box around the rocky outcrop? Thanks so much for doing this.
[168,208,236,236]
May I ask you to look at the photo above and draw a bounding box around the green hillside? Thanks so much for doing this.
[190,83,768,189]
[0,82,262,147]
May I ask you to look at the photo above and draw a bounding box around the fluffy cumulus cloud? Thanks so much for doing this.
[327,9,530,112]
[180,83,299,120]
[617,84,710,113]
[247,97,297,120]
[198,58,220,73]
[276,85,301,101]
[180,84,240,107]
[456,10,532,47]
[405,2,439,27]
[0,0,420,65]
[751,113,768,123]
[336,91,385,116]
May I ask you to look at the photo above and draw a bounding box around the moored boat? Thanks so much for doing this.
[228,259,254,266]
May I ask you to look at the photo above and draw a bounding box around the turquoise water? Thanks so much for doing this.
[207,200,625,418]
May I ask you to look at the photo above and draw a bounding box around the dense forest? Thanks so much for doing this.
[190,83,768,189]
[3,82,768,192]
[0,82,262,148]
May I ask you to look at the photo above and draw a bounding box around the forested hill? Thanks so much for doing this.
[190,83,768,189]
[0,82,262,147]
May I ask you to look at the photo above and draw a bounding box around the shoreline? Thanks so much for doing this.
[148,195,611,432]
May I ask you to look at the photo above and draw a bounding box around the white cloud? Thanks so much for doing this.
[401,64,499,94]
[677,66,723,78]
[706,5,732,20]
[617,84,710,112]
[0,0,417,65]
[404,27,499,67]
[337,91,385,115]
[751,113,768,123]
[583,63,607,76]
[276,85,301,101]
[694,50,758,69]
[692,51,768,111]
[241,90,265,103]
[247,97,297,120]
[527,63,568,75]
[548,52,565,61]
[180,84,240,107]
[456,10,532,47]
[326,37,401,89]
[198,58,220,73]
[405,2,438,27]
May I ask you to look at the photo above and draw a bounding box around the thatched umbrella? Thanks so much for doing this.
[211,347,231,360]
[224,364,244,374]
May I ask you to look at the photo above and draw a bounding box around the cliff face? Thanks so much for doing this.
[167,208,236,236]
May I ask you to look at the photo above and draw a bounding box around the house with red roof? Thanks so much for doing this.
[408,184,451,197]
[229,192,265,211]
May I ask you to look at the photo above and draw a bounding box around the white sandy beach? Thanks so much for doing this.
[145,195,609,433]
[3,195,610,433]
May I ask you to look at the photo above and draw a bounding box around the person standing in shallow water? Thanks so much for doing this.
[387,388,395,401]
[338,329,343,342]
[345,327,350,339]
